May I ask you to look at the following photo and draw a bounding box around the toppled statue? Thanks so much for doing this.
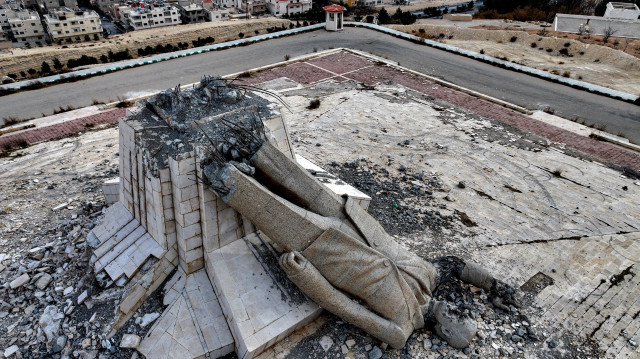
[199,118,520,350]
[136,76,518,350]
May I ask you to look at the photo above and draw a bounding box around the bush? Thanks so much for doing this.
[27,68,37,76]
[480,49,485,54]
[307,99,320,109]
[20,71,26,78]
[559,48,569,56]
[52,57,63,71]
[530,42,537,48]
[41,61,51,74]
[510,36,518,42]
[238,32,245,38]
[100,54,108,63]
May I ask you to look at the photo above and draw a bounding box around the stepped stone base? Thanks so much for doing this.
[206,233,322,359]
[139,269,234,359]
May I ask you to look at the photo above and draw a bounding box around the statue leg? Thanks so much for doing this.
[280,251,411,349]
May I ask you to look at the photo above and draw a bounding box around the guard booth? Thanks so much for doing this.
[323,4,345,31]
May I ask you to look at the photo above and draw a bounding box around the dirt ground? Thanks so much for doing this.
[0,18,290,80]
[375,0,469,13]
[391,20,640,95]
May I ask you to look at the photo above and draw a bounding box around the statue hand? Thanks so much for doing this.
[489,280,523,310]
[279,251,308,276]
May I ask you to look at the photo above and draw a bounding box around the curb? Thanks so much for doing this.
[345,22,639,105]
[344,47,530,115]
[0,23,325,91]
[2,22,637,106]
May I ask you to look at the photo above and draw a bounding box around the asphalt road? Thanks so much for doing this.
[2,27,639,143]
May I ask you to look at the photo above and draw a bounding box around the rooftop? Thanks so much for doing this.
[0,49,639,359]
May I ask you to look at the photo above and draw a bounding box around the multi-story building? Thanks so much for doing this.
[8,9,45,46]
[176,1,206,23]
[210,0,233,9]
[92,0,118,15]
[110,4,133,22]
[128,5,180,30]
[36,0,77,11]
[44,9,102,43]
[241,0,266,15]
[265,0,310,16]
[0,5,19,41]
[201,0,228,20]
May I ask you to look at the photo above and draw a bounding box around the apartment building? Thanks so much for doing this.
[92,0,119,14]
[36,0,77,11]
[266,0,310,16]
[241,0,266,15]
[44,10,102,43]
[201,0,228,21]
[8,9,45,46]
[0,5,18,41]
[129,5,180,30]
[176,1,206,23]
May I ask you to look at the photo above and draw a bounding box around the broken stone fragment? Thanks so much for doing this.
[35,273,52,290]
[368,346,382,359]
[39,305,64,343]
[77,290,88,305]
[119,334,141,348]
[139,312,160,328]
[319,335,333,352]
[10,273,30,289]
[3,344,19,357]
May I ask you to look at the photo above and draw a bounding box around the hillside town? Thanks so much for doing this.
[0,0,314,49]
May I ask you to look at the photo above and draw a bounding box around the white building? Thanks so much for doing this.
[0,6,19,41]
[8,9,45,46]
[604,2,640,20]
[44,10,102,43]
[36,0,77,11]
[201,0,229,20]
[554,2,640,39]
[129,5,181,30]
[265,0,310,16]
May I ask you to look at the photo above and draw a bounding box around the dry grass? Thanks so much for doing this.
[391,23,640,95]
[0,19,290,80]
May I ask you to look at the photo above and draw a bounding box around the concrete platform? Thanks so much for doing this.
[205,233,322,359]
[138,269,234,359]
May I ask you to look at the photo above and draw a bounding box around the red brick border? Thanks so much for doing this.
[0,108,126,150]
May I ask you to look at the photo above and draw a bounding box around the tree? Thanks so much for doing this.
[40,61,51,74]
[100,54,109,63]
[52,57,63,71]
[27,68,37,76]
[602,25,617,43]
[378,7,391,24]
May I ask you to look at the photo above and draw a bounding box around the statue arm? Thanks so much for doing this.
[432,256,521,309]
[280,251,409,349]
